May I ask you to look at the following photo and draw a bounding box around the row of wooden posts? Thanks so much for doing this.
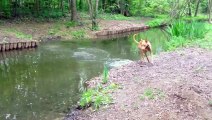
[0,41,39,52]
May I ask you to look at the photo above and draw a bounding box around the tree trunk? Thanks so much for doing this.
[87,0,99,30]
[71,0,77,21]
[194,0,201,16]
[188,0,192,16]
[61,0,64,13]
[209,0,212,23]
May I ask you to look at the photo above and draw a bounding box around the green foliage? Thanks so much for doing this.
[209,100,212,106]
[48,23,61,35]
[165,20,209,51]
[71,30,86,39]
[79,83,119,110]
[65,21,78,28]
[99,13,132,20]
[140,88,166,100]
[147,18,167,27]
[167,20,207,39]
[102,65,109,84]
[79,66,120,109]
[192,25,212,50]
[165,36,188,51]
[182,15,208,22]
[130,0,170,16]
[143,88,155,100]
[16,31,32,40]
[5,29,32,40]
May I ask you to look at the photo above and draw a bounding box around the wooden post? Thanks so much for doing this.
[9,43,14,50]
[5,43,10,51]
[0,43,2,51]
[18,42,22,49]
[13,43,17,49]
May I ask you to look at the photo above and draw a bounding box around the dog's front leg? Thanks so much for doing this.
[140,51,145,63]
[144,52,150,63]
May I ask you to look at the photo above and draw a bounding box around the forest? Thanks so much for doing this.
[0,0,212,120]
[0,0,211,21]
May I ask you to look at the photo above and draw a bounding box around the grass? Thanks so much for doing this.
[99,13,138,20]
[71,29,86,39]
[65,21,78,28]
[191,24,212,50]
[182,14,208,22]
[5,29,32,40]
[147,18,167,27]
[140,88,165,100]
[165,20,210,51]
[209,100,212,106]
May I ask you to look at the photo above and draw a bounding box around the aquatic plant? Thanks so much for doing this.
[102,65,109,84]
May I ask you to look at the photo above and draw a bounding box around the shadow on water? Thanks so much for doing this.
[0,28,169,120]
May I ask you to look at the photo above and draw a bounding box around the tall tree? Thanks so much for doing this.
[70,0,77,21]
[87,0,99,30]
[209,0,212,23]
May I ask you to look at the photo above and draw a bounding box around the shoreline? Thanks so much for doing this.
[65,47,212,120]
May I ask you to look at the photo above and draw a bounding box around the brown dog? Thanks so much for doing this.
[133,34,153,63]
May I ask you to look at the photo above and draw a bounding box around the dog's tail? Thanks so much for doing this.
[133,34,139,44]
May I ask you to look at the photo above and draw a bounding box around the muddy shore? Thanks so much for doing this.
[65,47,212,120]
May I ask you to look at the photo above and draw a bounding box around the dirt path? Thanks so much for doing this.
[66,47,212,120]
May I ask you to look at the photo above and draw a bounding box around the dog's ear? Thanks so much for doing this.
[145,40,148,43]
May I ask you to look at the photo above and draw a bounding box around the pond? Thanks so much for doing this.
[0,28,168,120]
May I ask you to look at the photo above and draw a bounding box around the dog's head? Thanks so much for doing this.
[139,40,150,50]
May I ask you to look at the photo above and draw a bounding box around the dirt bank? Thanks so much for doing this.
[65,47,212,120]
[0,19,150,42]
